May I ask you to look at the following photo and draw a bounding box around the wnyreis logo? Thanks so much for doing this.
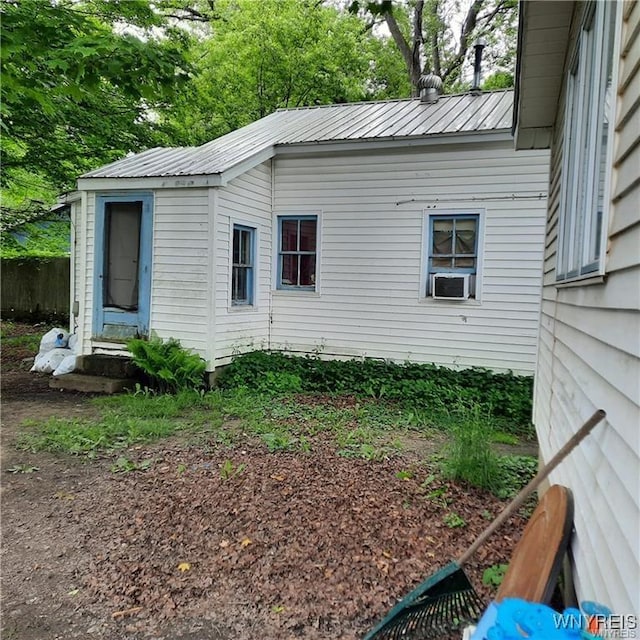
[553,611,638,638]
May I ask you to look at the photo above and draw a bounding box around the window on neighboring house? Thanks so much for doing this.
[426,213,480,298]
[232,224,255,305]
[277,215,317,289]
[558,1,617,281]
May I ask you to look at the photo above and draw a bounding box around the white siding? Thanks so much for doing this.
[270,141,550,373]
[533,1,640,615]
[75,189,211,360]
[79,192,94,356]
[214,162,272,362]
[150,188,211,357]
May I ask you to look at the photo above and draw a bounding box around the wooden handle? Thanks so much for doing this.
[458,409,606,566]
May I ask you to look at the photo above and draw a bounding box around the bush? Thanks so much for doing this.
[216,351,534,432]
[127,336,206,394]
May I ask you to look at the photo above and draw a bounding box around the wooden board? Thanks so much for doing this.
[496,484,574,603]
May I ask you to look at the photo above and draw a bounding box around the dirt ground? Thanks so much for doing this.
[1,327,532,640]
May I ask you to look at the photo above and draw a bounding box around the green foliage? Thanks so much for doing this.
[6,464,39,474]
[110,456,153,473]
[441,406,502,492]
[219,459,246,480]
[1,221,70,258]
[482,71,515,90]
[1,0,190,214]
[19,414,176,456]
[158,0,374,147]
[482,563,509,587]
[127,336,206,394]
[217,351,534,432]
[443,512,466,529]
[494,455,537,499]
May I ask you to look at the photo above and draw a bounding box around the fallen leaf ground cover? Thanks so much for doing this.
[1,322,538,640]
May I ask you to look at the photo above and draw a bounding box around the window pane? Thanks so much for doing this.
[299,219,316,251]
[432,257,453,269]
[455,219,477,254]
[454,257,476,268]
[589,3,616,267]
[281,255,298,285]
[300,254,316,286]
[232,266,247,302]
[281,220,298,251]
[232,229,239,264]
[241,230,252,265]
[433,219,453,255]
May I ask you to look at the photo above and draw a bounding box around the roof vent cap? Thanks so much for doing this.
[418,72,443,103]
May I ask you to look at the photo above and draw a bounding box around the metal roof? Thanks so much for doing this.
[83,90,514,180]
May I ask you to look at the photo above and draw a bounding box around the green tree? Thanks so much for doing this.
[350,0,518,94]
[158,0,374,146]
[1,0,190,221]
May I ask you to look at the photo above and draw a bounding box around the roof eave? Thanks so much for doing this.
[513,0,575,150]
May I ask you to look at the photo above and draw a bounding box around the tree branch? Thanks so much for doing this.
[442,0,486,82]
[384,3,421,95]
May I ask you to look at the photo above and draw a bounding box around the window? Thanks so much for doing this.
[232,224,255,305]
[277,215,317,289]
[426,213,480,298]
[558,1,617,280]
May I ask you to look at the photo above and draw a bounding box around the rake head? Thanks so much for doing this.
[364,563,485,640]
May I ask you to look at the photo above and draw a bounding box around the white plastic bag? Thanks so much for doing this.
[53,354,78,377]
[38,328,69,355]
[67,333,78,353]
[31,348,74,374]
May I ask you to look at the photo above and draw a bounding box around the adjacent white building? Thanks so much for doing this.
[515,0,639,616]
[67,89,549,376]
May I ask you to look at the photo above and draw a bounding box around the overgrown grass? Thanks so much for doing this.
[18,390,223,456]
[217,351,534,436]
[16,350,537,498]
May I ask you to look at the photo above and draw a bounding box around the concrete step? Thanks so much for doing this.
[49,373,137,394]
[77,354,138,378]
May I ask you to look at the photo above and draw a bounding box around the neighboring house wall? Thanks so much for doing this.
[215,162,273,362]
[532,2,640,614]
[270,141,550,373]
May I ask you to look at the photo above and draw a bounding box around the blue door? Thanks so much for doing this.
[93,194,153,340]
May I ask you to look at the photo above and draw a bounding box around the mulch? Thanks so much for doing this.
[76,443,527,639]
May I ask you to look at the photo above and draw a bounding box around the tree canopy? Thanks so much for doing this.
[1,0,190,224]
[1,0,518,254]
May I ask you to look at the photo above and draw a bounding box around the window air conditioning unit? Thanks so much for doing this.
[432,273,470,300]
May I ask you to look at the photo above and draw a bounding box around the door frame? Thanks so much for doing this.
[93,192,153,339]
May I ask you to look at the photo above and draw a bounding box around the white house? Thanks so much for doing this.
[514,0,639,617]
[67,89,550,376]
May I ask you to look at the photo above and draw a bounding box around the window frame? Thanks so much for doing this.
[231,223,256,307]
[421,209,485,302]
[276,214,318,291]
[556,1,619,282]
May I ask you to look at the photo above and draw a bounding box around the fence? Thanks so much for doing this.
[1,257,70,321]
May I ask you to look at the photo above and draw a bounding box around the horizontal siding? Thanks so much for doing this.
[215,162,272,362]
[533,1,640,617]
[151,189,210,357]
[270,141,549,374]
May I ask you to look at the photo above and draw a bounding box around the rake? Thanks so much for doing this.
[364,409,606,640]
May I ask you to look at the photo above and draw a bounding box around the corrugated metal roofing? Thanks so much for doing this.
[83,90,514,179]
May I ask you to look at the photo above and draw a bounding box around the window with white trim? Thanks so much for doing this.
[277,215,317,290]
[558,1,617,281]
[232,224,255,305]
[426,213,480,299]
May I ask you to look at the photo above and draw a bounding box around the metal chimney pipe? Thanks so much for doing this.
[471,38,487,93]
